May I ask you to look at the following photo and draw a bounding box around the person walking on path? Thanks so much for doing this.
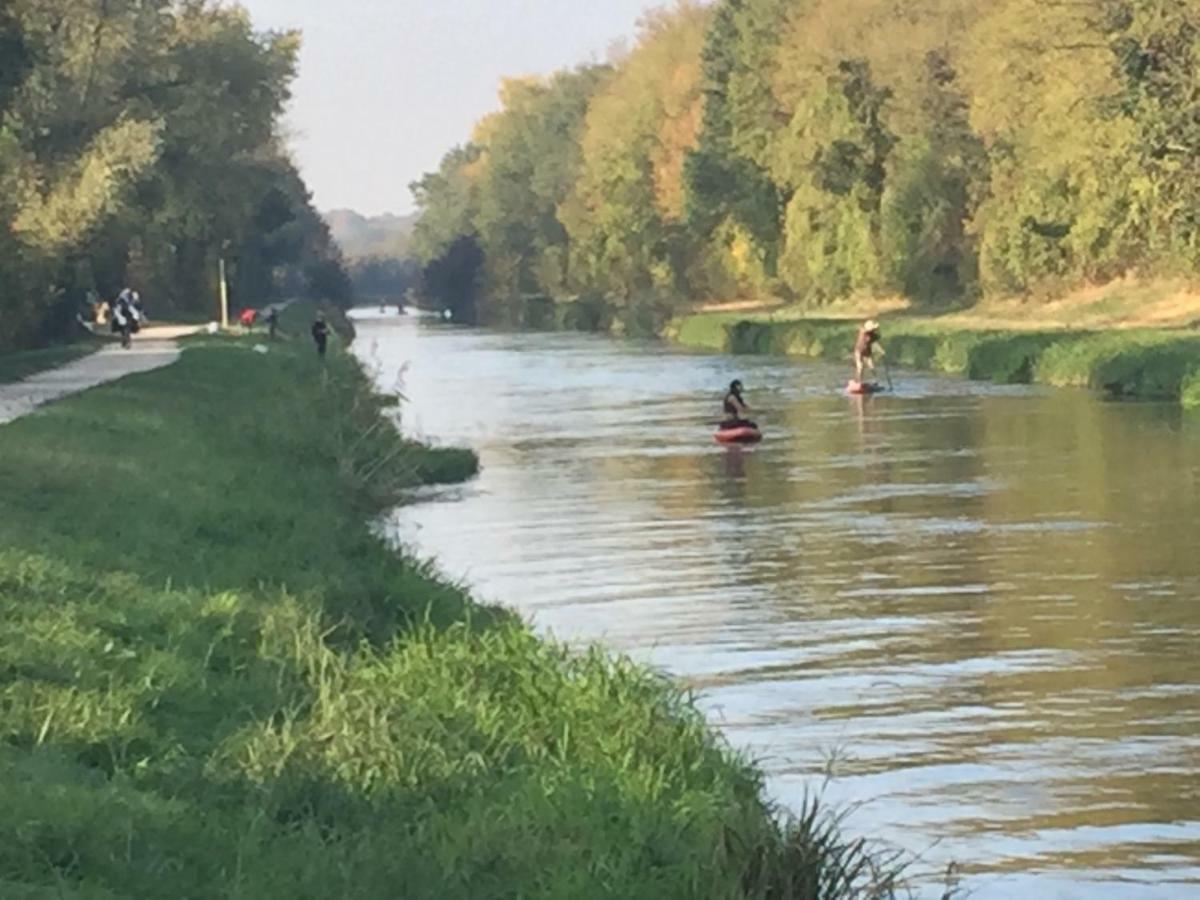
[112,289,136,349]
[311,313,329,359]
[266,307,279,340]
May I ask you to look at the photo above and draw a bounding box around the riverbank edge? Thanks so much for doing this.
[0,306,894,897]
[664,311,1200,407]
[475,294,1200,407]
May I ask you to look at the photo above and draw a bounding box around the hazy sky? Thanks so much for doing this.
[239,0,666,217]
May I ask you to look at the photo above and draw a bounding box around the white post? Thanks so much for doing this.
[219,257,229,330]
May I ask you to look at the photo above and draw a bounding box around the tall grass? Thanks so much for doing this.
[0,325,899,897]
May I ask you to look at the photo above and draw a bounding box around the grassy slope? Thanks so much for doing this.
[0,325,887,898]
[0,340,103,385]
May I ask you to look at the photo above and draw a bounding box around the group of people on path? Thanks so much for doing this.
[85,286,336,361]
[93,288,146,349]
[720,318,886,430]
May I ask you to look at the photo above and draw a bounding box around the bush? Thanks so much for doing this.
[557,293,614,332]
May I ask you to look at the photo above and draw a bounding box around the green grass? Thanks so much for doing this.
[1034,331,1200,397]
[666,312,745,351]
[0,340,103,385]
[673,311,1200,404]
[274,298,356,341]
[1183,370,1200,410]
[0,328,897,897]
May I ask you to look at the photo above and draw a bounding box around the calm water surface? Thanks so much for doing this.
[355,313,1200,899]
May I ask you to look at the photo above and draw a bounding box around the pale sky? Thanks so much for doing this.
[239,0,667,216]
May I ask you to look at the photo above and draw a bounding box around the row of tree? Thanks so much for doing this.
[412,0,1200,328]
[325,210,421,300]
[0,0,351,350]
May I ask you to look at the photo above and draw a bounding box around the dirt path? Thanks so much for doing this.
[0,325,199,426]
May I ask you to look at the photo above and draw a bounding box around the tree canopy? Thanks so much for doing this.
[0,0,349,349]
[413,0,1200,325]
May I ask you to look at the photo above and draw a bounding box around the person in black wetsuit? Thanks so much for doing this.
[311,313,329,358]
[721,380,757,430]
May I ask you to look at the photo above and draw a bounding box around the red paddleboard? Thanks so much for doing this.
[847,380,884,395]
[715,425,763,445]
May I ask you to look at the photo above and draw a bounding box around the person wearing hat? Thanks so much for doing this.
[854,319,885,384]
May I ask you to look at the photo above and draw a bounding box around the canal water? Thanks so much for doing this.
[355,313,1200,898]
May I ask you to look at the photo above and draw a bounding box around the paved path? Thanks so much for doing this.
[0,325,198,426]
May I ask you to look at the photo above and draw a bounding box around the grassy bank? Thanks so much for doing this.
[0,339,102,385]
[0,318,894,897]
[669,311,1200,407]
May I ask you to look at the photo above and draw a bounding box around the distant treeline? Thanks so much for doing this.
[0,1,350,350]
[325,210,420,300]
[348,257,420,301]
[412,0,1200,329]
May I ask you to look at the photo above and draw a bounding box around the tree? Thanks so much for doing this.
[473,68,608,302]
[0,0,345,349]
[880,51,986,302]
[408,0,1200,322]
[774,59,895,300]
[684,0,792,294]
[421,235,484,322]
[562,2,712,312]
[411,145,484,265]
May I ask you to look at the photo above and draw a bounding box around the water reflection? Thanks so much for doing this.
[355,316,1200,898]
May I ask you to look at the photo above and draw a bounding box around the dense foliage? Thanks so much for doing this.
[0,1,350,349]
[413,0,1200,326]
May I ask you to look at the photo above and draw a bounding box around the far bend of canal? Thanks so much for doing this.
[355,312,1200,899]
